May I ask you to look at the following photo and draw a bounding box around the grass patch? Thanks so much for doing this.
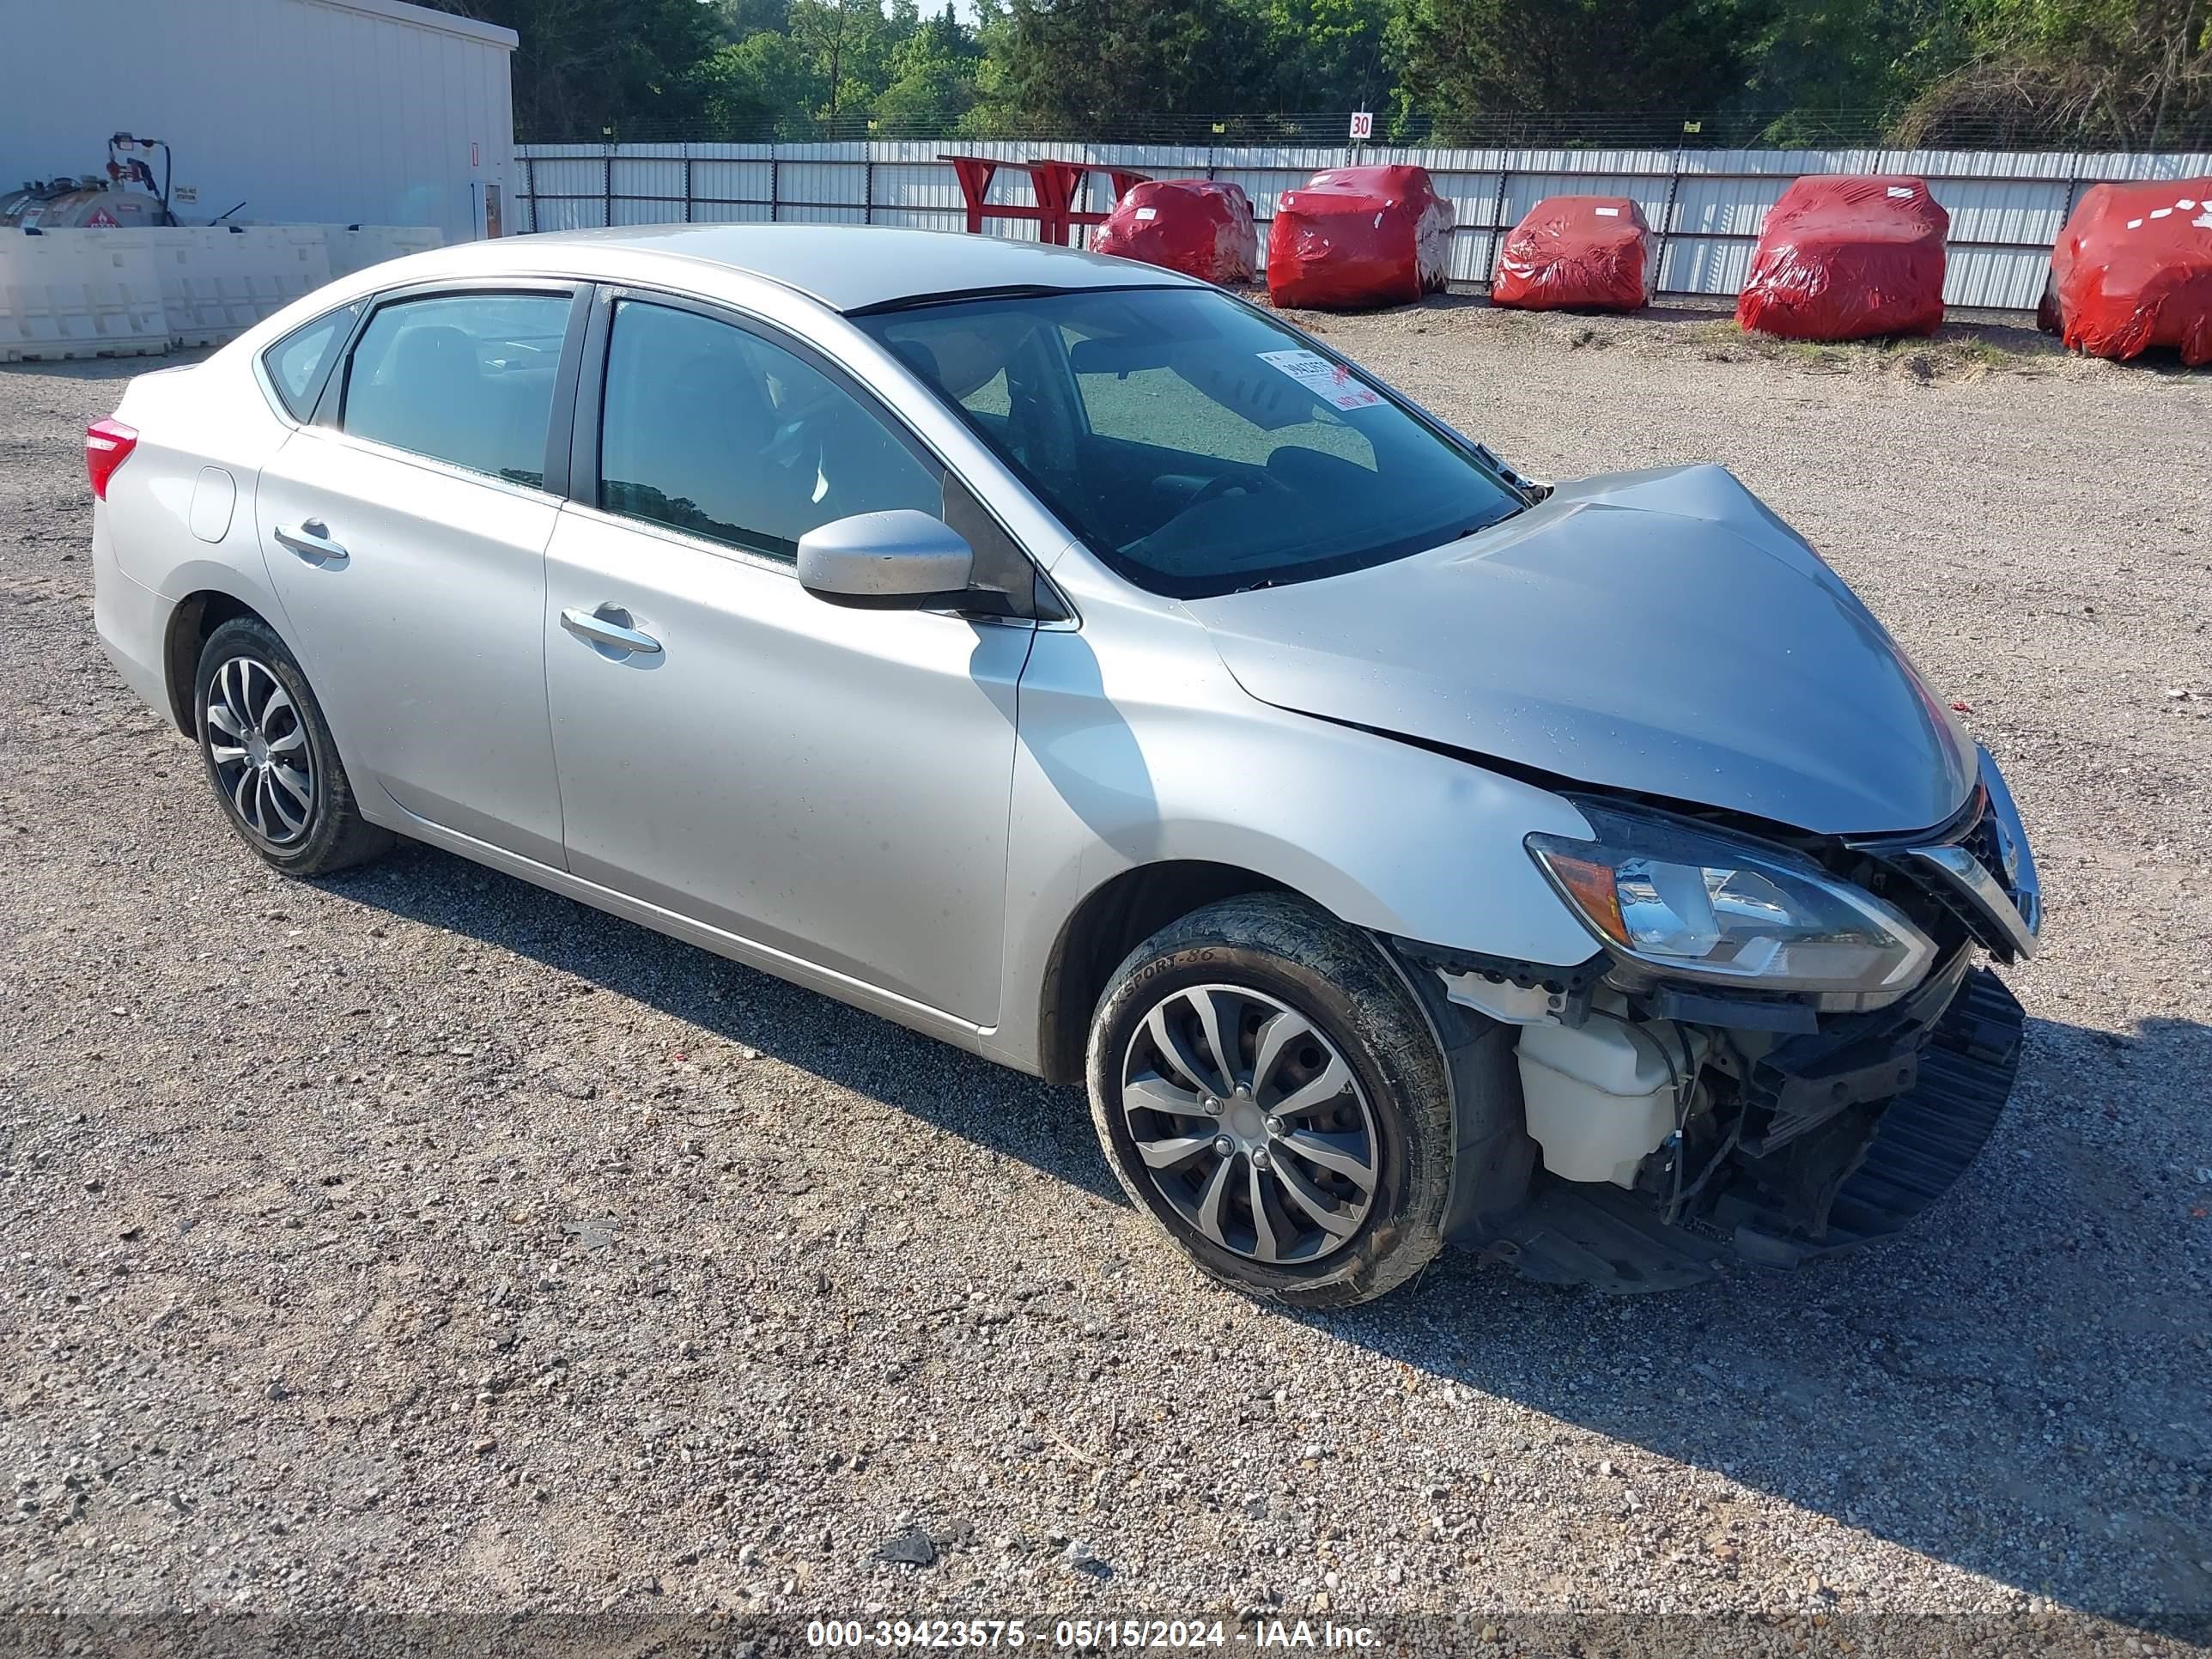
[1687,318,2058,380]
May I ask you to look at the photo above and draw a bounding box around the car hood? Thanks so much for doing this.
[1185,463,1976,836]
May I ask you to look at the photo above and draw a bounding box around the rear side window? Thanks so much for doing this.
[340,292,571,487]
[597,299,939,561]
[262,303,360,421]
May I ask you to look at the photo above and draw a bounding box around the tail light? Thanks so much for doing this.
[85,418,139,501]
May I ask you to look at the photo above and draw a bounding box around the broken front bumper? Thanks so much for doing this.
[1482,966,2027,1293]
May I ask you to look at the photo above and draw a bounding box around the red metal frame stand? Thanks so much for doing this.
[940,155,1150,246]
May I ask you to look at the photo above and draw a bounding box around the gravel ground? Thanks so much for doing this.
[2,305,2209,1657]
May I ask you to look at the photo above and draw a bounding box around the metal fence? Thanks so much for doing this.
[514,140,2212,313]
[520,108,2212,151]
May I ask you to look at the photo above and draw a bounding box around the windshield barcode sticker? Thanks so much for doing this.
[1256,349,1382,410]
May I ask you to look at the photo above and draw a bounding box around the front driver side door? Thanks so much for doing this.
[541,293,1032,1027]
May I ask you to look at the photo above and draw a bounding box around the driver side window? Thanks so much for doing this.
[598,300,941,561]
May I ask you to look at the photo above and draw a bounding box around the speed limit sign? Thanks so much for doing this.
[1348,110,1373,142]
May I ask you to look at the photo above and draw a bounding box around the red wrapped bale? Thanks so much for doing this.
[2045,179,2212,366]
[1266,165,1454,311]
[1092,179,1257,284]
[1492,195,1652,310]
[1735,175,1949,341]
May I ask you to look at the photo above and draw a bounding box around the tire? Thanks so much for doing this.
[1085,891,1454,1308]
[194,616,392,876]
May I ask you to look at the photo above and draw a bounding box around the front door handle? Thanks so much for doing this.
[274,519,347,563]
[560,605,663,657]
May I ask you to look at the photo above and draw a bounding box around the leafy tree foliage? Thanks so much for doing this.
[1900,0,2210,145]
[419,0,2212,146]
[428,0,721,135]
[875,7,988,131]
[1389,0,1762,133]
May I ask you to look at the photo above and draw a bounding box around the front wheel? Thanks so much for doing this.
[1085,892,1455,1308]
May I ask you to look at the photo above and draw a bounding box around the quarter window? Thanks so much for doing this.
[598,300,940,560]
[341,292,571,487]
[262,303,360,421]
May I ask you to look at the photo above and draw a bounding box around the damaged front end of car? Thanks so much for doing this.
[1402,746,2040,1292]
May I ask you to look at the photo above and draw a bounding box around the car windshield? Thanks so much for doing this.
[855,286,1526,599]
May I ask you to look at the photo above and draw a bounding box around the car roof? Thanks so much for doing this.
[398,223,1200,313]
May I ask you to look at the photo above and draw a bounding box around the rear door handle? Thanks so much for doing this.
[274,519,347,563]
[560,605,663,657]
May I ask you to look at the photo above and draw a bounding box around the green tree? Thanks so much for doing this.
[695,29,829,136]
[977,0,1272,131]
[424,0,722,137]
[1388,0,1767,133]
[1255,0,1393,110]
[1735,0,1964,137]
[714,0,793,42]
[789,0,909,121]
[875,6,987,131]
[1898,0,2210,144]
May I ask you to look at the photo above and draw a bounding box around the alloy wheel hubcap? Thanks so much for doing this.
[205,656,315,848]
[1118,983,1378,1266]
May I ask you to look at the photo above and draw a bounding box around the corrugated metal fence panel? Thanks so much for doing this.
[690,145,776,223]
[609,148,689,226]
[2074,149,2212,178]
[776,142,871,222]
[1662,164,1793,296]
[520,146,609,233]
[515,141,2212,307]
[868,138,974,231]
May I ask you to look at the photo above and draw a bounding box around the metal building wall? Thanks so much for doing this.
[0,0,514,246]
[517,139,2212,313]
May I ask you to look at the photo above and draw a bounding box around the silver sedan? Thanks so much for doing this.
[88,225,2039,1304]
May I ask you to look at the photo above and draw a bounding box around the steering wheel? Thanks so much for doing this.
[1182,470,1267,512]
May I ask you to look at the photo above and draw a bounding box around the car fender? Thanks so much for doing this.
[99,359,320,728]
[992,607,1600,1074]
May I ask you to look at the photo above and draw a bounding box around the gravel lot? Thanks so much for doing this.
[2,305,2209,1656]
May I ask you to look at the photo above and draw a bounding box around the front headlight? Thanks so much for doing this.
[1527,803,1936,1001]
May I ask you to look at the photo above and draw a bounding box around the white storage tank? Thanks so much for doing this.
[1517,1017,1709,1189]
[0,0,515,247]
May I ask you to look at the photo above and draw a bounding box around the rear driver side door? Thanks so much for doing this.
[254,285,585,867]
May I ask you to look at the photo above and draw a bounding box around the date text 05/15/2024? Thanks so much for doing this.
[805,1619,1381,1650]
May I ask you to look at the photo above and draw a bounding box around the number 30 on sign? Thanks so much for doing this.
[1348,110,1373,142]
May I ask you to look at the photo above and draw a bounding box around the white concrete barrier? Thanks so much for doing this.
[3,223,444,362]
[155,225,336,347]
[324,224,444,280]
[0,228,171,362]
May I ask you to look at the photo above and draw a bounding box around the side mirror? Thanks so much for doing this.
[796,509,975,610]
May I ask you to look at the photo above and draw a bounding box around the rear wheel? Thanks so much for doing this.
[1085,892,1455,1307]
[195,617,392,876]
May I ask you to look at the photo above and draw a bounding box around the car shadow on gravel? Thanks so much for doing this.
[316,841,1129,1206]
[322,842,2206,1637]
[1329,1011,2212,1638]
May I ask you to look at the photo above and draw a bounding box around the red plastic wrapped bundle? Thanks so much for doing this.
[1266,165,1454,310]
[1492,195,1652,310]
[1736,175,1949,341]
[2044,179,2212,366]
[1092,179,1256,285]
